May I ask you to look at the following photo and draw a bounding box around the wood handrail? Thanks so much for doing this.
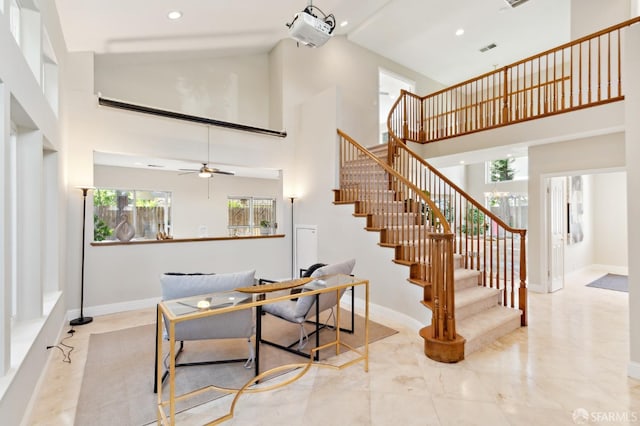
[411,16,640,103]
[337,129,462,360]
[337,130,451,234]
[388,134,525,237]
[390,17,638,144]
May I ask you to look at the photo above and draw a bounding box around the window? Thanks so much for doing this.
[228,197,276,236]
[484,192,528,229]
[9,0,20,46]
[93,189,172,241]
[485,156,528,183]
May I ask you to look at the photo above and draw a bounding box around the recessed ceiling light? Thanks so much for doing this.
[459,160,465,165]
[340,20,349,27]
[455,28,464,36]
[167,10,182,20]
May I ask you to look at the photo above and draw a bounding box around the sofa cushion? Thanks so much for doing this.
[262,300,304,323]
[309,258,356,278]
[160,270,256,340]
[293,259,356,318]
[160,270,255,300]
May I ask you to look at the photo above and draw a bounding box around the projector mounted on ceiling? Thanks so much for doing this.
[504,0,531,7]
[286,2,336,48]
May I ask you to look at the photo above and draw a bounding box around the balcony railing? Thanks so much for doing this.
[389,16,639,144]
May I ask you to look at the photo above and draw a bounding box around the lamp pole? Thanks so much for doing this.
[290,196,295,279]
[70,187,93,326]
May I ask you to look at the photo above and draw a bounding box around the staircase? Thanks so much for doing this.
[335,133,526,361]
[331,18,640,362]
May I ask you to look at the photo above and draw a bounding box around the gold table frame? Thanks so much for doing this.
[156,274,369,425]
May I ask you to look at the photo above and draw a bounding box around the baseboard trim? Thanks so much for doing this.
[527,281,546,293]
[66,297,160,321]
[628,361,640,380]
[589,264,629,275]
[348,295,424,332]
[68,294,422,333]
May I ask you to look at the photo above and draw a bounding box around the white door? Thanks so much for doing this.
[295,225,318,279]
[548,177,566,292]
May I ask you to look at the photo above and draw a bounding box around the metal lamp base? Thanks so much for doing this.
[70,316,93,326]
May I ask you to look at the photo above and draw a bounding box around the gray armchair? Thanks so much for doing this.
[259,259,356,359]
[154,270,256,392]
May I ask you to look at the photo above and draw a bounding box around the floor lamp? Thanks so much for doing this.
[290,196,296,279]
[70,187,93,326]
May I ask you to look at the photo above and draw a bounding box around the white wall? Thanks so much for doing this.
[95,52,270,128]
[571,0,631,38]
[438,164,466,190]
[528,133,625,290]
[624,23,640,378]
[275,36,442,145]
[593,172,628,269]
[564,175,595,274]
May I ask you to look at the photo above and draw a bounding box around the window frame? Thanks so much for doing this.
[227,196,277,236]
[92,188,172,242]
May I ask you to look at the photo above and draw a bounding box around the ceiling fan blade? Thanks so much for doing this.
[178,168,200,172]
[213,170,235,175]
[178,170,198,175]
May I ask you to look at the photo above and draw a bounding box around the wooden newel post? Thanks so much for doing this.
[419,232,465,363]
[518,230,528,326]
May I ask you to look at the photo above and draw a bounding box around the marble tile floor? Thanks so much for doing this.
[27,268,640,425]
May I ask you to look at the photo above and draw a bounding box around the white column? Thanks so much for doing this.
[42,151,59,294]
[624,24,640,379]
[16,129,43,320]
[0,83,10,375]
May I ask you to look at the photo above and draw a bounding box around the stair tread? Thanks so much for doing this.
[454,286,501,308]
[456,306,521,339]
[408,278,429,288]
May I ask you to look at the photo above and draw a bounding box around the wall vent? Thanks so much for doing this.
[504,0,530,8]
[479,43,497,53]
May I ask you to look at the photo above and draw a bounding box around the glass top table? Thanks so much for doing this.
[156,273,369,425]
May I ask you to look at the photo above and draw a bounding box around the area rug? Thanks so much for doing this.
[74,310,396,426]
[586,273,628,292]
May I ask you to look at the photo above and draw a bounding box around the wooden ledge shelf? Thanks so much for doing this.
[90,234,285,247]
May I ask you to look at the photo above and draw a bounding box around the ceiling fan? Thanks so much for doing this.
[178,162,235,178]
[178,126,235,178]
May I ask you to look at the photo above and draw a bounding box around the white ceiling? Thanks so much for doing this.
[55,0,570,86]
[55,0,571,172]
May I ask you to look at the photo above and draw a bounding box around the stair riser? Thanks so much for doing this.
[455,292,502,321]
[357,201,406,215]
[371,215,419,227]
[381,227,430,244]
[396,244,429,263]
[455,273,480,291]
[338,190,398,203]
[463,315,521,356]
[340,182,391,193]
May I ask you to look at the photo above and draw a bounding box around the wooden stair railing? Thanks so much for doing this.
[386,131,528,327]
[389,16,640,144]
[336,129,465,362]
